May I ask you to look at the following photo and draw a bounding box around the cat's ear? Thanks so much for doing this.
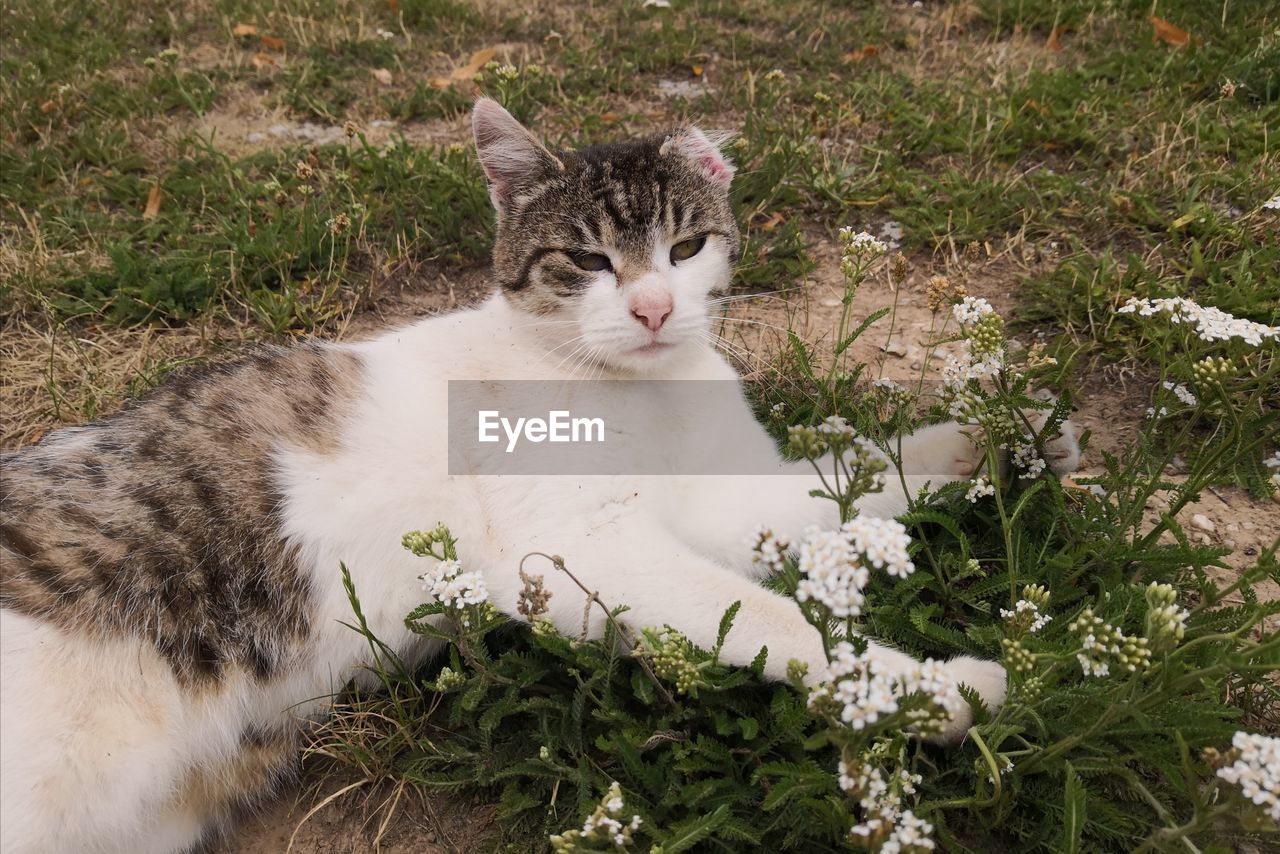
[662,127,735,190]
[472,98,563,210]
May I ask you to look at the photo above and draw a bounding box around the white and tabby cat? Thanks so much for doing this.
[0,98,1080,852]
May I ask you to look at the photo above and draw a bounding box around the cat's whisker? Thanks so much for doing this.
[711,315,795,337]
[704,290,788,306]
[549,339,596,375]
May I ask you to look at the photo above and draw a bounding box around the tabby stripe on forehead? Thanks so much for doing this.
[571,220,595,247]
[599,190,629,233]
[508,247,558,292]
[652,173,670,229]
[670,196,688,234]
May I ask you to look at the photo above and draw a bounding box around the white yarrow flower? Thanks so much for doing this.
[966,477,995,503]
[1000,599,1052,633]
[941,339,1004,391]
[1216,731,1280,821]
[952,296,995,325]
[795,518,915,616]
[1162,381,1198,406]
[842,516,915,579]
[748,525,790,573]
[1011,442,1047,478]
[1118,297,1279,346]
[809,642,965,734]
[839,227,888,258]
[1263,195,1280,210]
[796,527,870,617]
[420,558,489,609]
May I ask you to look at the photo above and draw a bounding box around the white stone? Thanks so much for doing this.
[1190,514,1214,533]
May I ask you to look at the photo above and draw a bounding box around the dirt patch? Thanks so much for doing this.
[223,779,496,854]
[190,84,473,159]
[716,226,1032,384]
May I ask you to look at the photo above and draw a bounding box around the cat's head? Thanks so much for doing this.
[472,98,739,373]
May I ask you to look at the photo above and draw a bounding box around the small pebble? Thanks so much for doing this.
[881,340,908,356]
[1242,521,1257,531]
[1224,539,1236,549]
[1226,523,1239,533]
[1190,513,1214,533]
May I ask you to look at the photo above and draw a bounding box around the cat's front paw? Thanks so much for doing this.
[929,656,1007,746]
[1024,406,1082,476]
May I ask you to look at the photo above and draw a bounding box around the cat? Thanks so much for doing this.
[0,97,1081,853]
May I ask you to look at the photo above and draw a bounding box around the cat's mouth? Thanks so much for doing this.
[629,341,674,356]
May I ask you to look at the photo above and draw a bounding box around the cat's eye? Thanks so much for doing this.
[570,252,612,272]
[670,236,707,264]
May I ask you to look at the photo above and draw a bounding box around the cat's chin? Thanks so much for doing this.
[603,339,694,374]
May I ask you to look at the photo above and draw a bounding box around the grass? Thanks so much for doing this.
[1,0,1278,850]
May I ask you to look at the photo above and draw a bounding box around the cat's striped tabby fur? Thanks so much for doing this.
[0,99,1080,852]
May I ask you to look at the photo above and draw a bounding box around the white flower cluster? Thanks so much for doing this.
[941,339,1004,391]
[840,761,922,808]
[845,517,916,578]
[1000,599,1052,634]
[966,477,995,503]
[1117,297,1279,347]
[1145,405,1168,420]
[557,781,642,850]
[1069,608,1150,678]
[795,518,914,616]
[1263,195,1280,210]
[1216,731,1280,821]
[839,227,888,259]
[796,528,870,617]
[850,808,935,853]
[1011,442,1046,478]
[817,414,858,441]
[420,558,489,609]
[809,643,965,733]
[748,525,790,574]
[1265,451,1279,490]
[1161,381,1198,406]
[952,296,995,325]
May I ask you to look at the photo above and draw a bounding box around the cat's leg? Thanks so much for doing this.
[0,609,198,853]
[500,525,1002,742]
[0,608,290,853]
[868,412,1082,515]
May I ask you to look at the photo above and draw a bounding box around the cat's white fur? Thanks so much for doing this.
[0,108,1079,853]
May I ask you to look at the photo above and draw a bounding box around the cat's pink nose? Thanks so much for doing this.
[630,293,673,332]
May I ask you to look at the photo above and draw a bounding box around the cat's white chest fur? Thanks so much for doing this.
[272,297,745,699]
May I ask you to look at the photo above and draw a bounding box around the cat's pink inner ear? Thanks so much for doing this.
[669,127,735,189]
[471,98,561,207]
